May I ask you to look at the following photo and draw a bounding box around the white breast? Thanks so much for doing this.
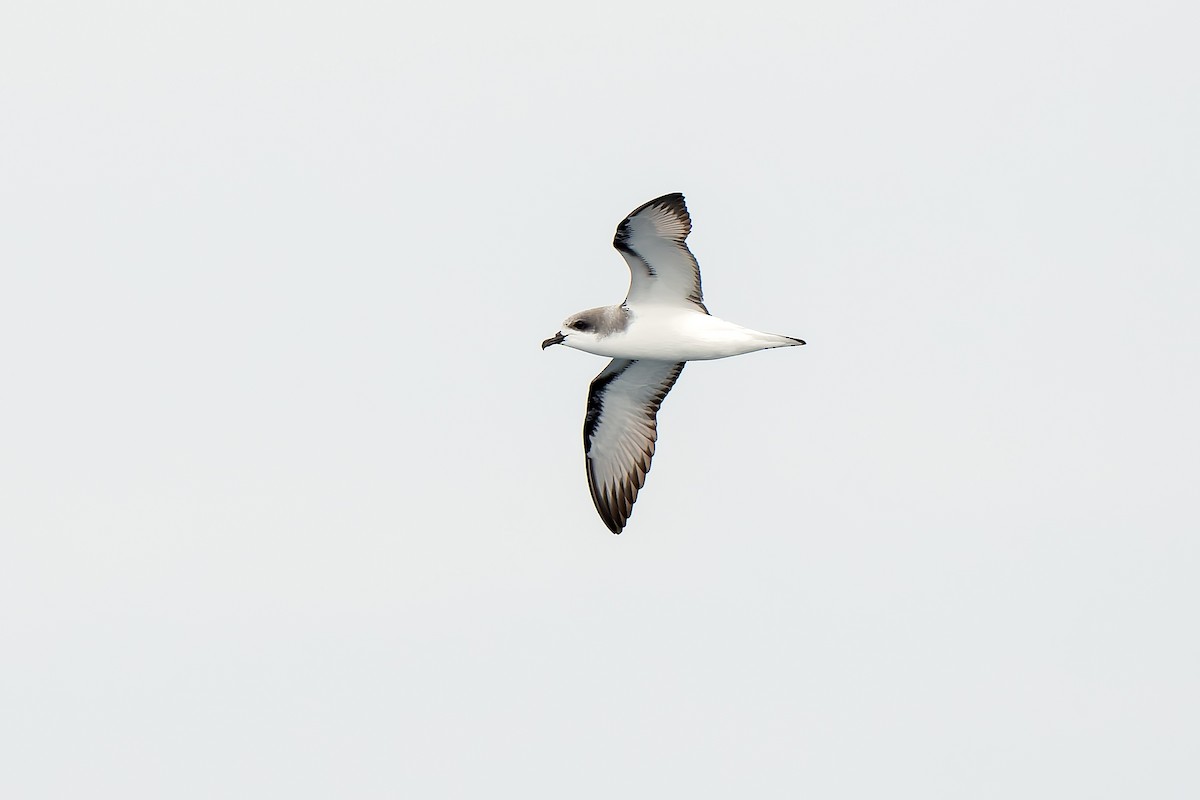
[573,307,791,361]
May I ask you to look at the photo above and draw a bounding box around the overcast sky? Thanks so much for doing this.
[2,1,1198,797]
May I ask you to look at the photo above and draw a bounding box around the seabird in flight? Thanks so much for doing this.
[542,193,805,534]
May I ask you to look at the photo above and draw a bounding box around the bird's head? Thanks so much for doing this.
[541,307,625,351]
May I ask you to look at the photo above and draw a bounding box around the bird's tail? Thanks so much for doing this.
[761,332,806,348]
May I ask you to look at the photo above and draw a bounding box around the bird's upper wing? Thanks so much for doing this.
[613,193,709,313]
[583,358,685,534]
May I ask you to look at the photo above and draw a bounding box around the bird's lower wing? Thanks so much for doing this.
[583,358,685,533]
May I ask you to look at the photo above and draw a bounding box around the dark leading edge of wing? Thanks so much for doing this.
[612,192,709,314]
[583,358,686,534]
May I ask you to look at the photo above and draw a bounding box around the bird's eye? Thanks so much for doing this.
[570,320,590,331]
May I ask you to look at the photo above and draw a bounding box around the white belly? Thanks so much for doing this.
[569,307,796,361]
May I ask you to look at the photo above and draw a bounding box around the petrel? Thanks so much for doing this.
[542,193,805,534]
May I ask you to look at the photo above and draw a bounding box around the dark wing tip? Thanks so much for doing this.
[587,458,633,534]
[644,192,687,214]
[585,462,628,534]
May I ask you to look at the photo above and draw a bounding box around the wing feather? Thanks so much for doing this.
[583,358,685,534]
[613,193,708,313]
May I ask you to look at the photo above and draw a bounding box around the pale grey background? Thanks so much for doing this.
[2,1,1197,797]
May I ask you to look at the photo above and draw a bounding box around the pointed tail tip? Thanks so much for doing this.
[759,333,806,349]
